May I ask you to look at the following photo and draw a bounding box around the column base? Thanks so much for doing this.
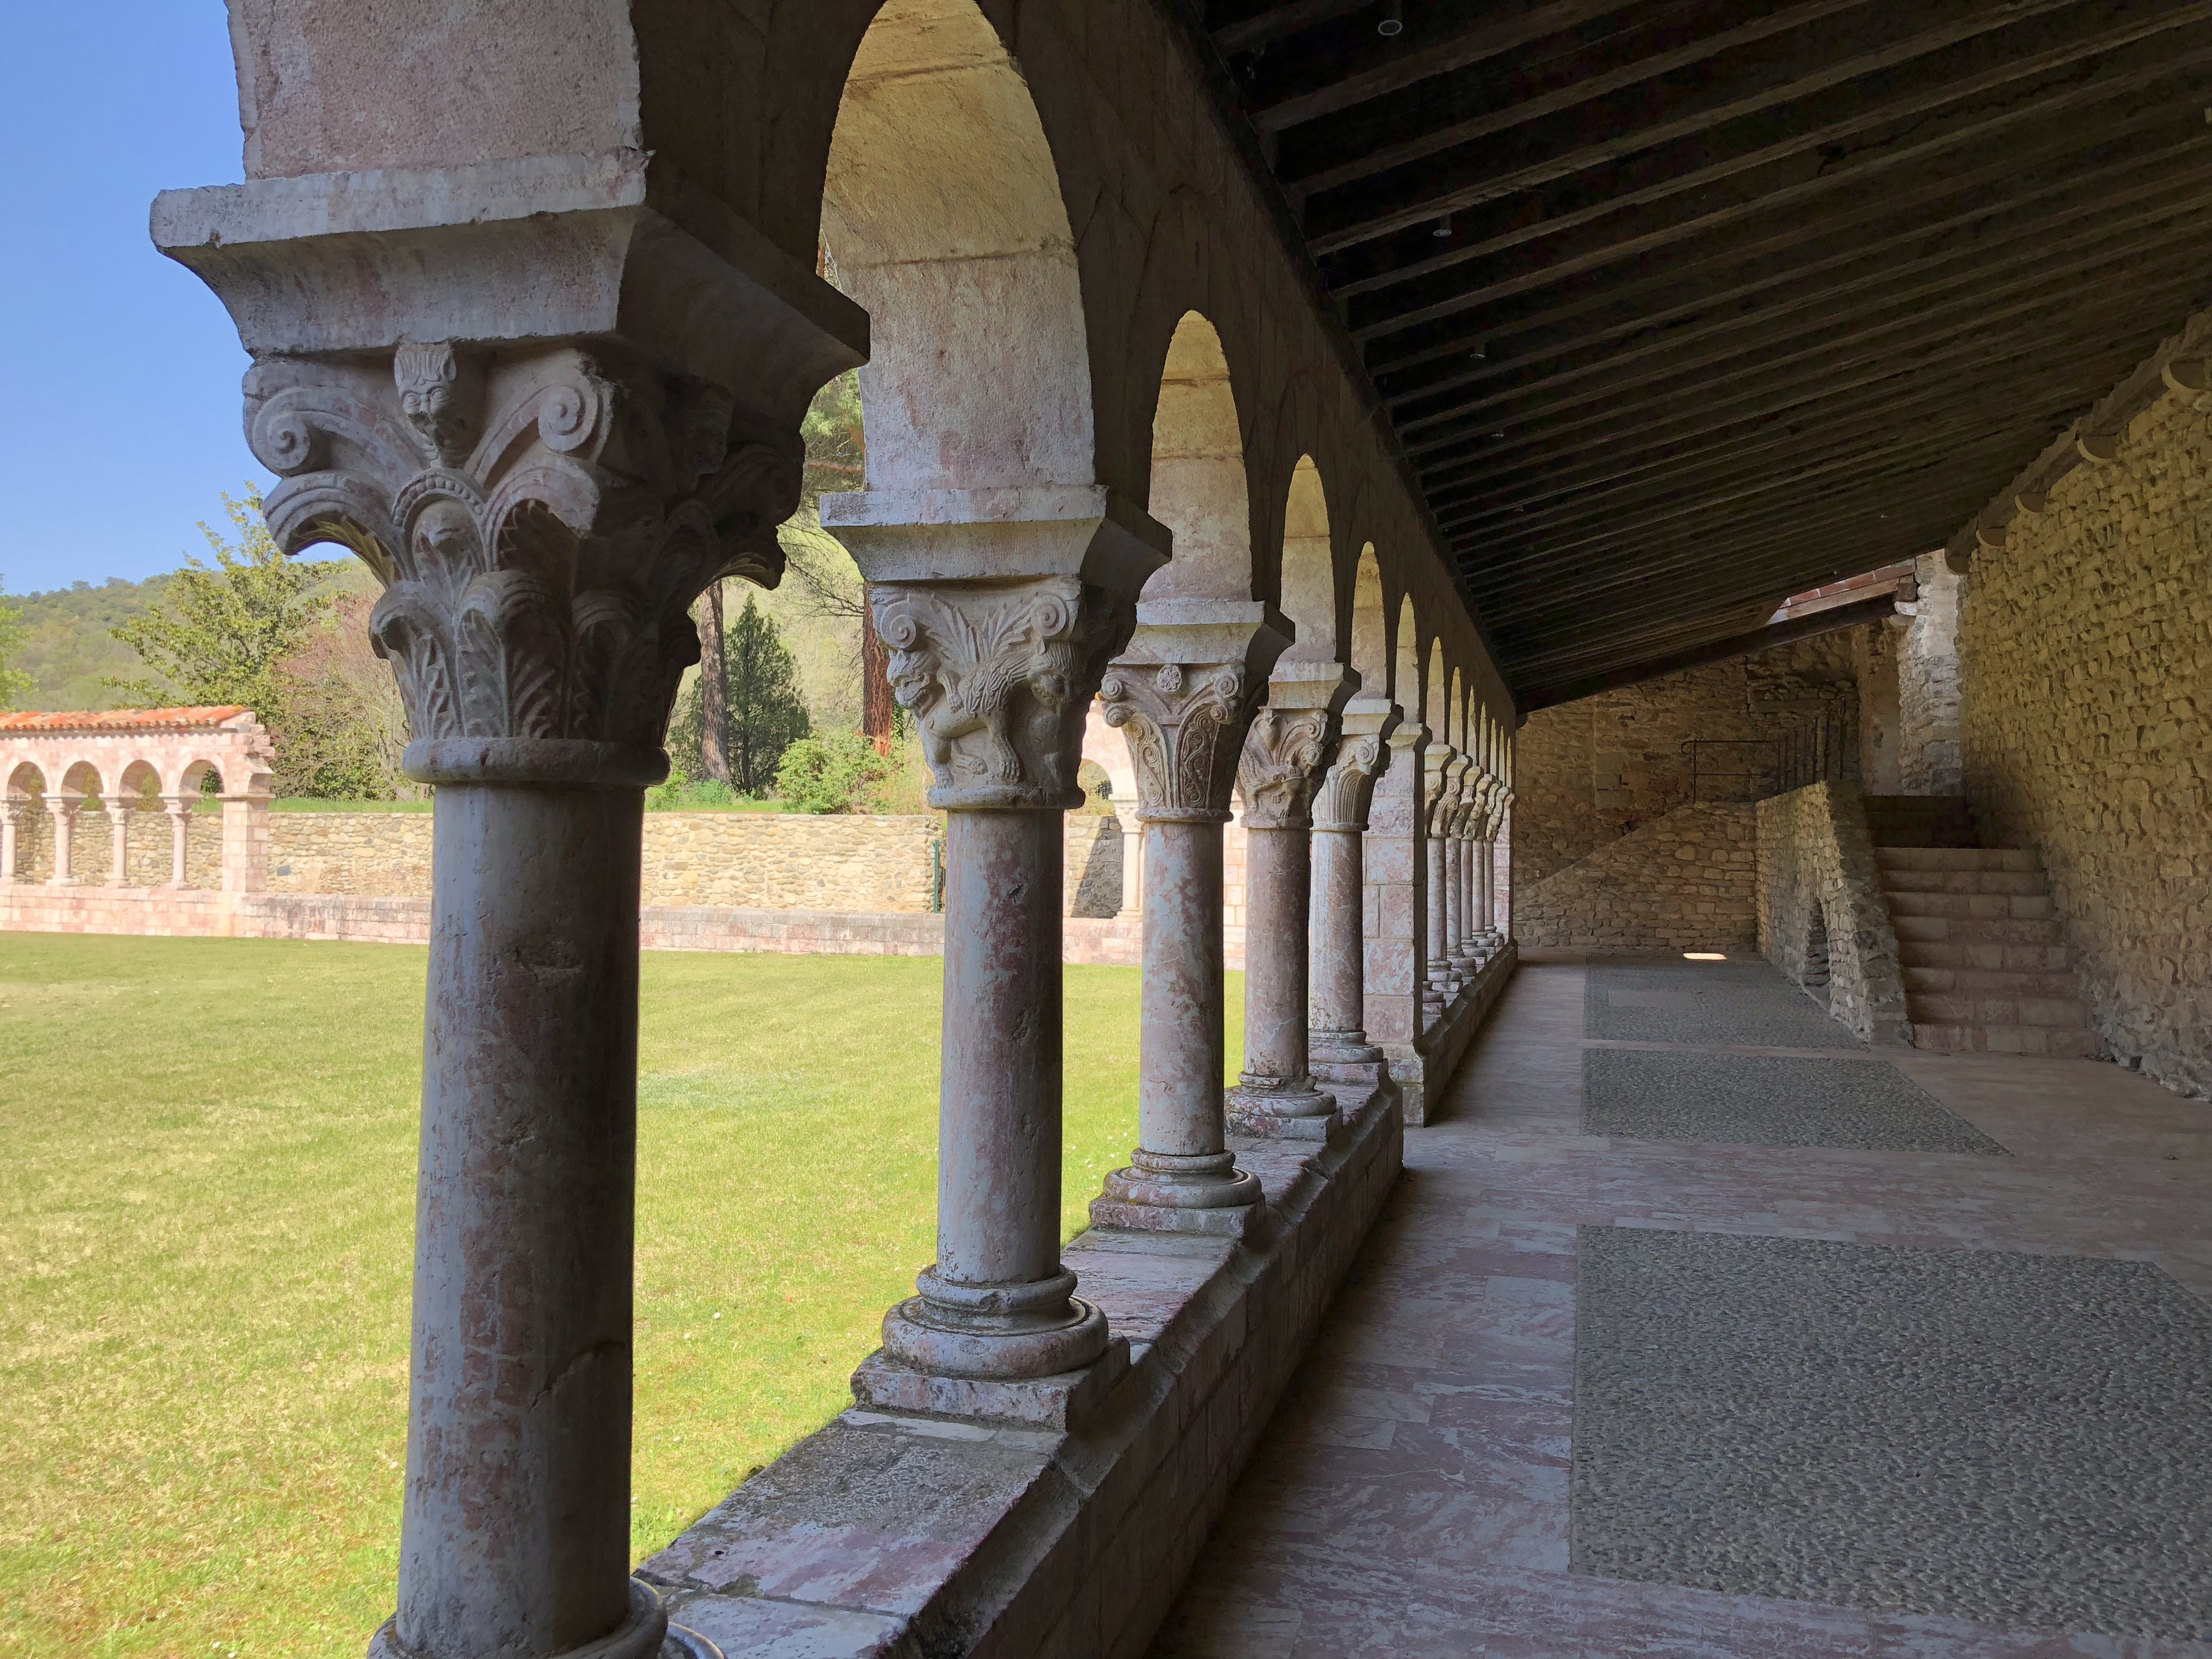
[368,1578,716,1659]
[1226,1077,1335,1140]
[880,1266,1110,1380]
[1093,1149,1262,1237]
[852,1334,1130,1429]
[1310,1029,1383,1067]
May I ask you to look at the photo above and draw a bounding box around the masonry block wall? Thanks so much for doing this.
[1514,629,1890,950]
[1958,389,2212,1098]
[1517,802,1756,952]
[1756,780,1908,1045]
[10,807,225,887]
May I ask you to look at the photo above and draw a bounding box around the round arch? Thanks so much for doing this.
[1277,456,1334,662]
[1143,311,1252,600]
[821,0,1094,492]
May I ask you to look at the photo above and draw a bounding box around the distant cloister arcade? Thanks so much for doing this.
[0,708,273,891]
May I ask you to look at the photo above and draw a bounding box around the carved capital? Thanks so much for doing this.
[1237,706,1337,830]
[1100,659,1258,823]
[244,343,802,784]
[1312,733,1386,833]
[1423,750,1461,834]
[873,577,1133,811]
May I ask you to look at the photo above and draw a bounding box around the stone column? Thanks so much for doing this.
[1094,601,1288,1233]
[828,491,1166,1380]
[161,795,194,888]
[1364,716,1430,1071]
[0,798,23,883]
[45,799,80,886]
[1494,789,1516,942]
[1225,660,1351,1139]
[1422,749,1458,1015]
[1310,698,1399,1079]
[106,799,134,886]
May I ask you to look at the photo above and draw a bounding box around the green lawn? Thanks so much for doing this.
[0,933,1233,1657]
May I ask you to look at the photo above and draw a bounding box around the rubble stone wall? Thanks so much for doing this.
[1756,780,1908,1045]
[1958,385,2212,1097]
[1516,802,1758,952]
[1901,554,1966,794]
[10,806,224,887]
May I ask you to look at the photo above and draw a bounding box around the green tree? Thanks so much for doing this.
[0,577,31,711]
[107,488,345,716]
[667,594,811,794]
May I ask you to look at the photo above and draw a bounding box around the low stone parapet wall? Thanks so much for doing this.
[0,885,1256,969]
[639,1071,1405,1658]
[1516,801,1757,952]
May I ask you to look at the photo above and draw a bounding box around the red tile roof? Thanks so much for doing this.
[0,706,252,734]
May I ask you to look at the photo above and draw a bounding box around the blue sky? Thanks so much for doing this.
[0,4,260,596]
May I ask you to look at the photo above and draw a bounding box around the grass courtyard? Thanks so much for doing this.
[0,933,1229,1657]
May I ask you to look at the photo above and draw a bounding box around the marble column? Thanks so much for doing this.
[1310,698,1398,1079]
[1363,716,1430,1061]
[1226,659,1350,1139]
[45,799,80,886]
[162,795,194,888]
[1094,602,1288,1233]
[0,798,23,883]
[829,491,1166,1378]
[1422,749,1458,1015]
[106,799,133,886]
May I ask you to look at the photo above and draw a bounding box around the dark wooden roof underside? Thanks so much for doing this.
[1184,0,2212,708]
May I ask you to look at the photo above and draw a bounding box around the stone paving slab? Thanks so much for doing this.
[1587,958,1866,1049]
[1572,1226,2212,1639]
[1582,1048,2006,1154]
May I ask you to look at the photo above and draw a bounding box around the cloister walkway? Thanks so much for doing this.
[1156,957,2212,1658]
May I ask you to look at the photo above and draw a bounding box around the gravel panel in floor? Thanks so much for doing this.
[1582,1048,2005,1154]
[1586,958,1863,1048]
[1573,1227,2212,1638]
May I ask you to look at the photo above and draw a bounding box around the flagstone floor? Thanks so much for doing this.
[1152,956,2212,1658]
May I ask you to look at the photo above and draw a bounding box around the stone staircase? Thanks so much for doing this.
[1865,796,2103,1058]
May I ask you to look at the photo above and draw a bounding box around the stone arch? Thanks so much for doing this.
[1142,312,1253,600]
[175,756,227,796]
[821,0,1094,492]
[1424,638,1446,738]
[1349,545,1387,698]
[58,760,103,802]
[116,760,162,811]
[1277,457,1335,663]
[4,759,45,797]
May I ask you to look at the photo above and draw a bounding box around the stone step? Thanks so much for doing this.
[1892,915,2063,946]
[1907,992,2090,1029]
[1911,1022,2105,1058]
[1897,941,2072,972]
[1902,965,2083,997]
[1877,869,2048,896]
[1874,847,2037,872]
[1885,891,2054,921]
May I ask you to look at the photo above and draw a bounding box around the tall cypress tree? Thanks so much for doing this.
[725,594,811,794]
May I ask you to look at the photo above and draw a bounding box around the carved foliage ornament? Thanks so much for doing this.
[1236,707,1336,830]
[1099,659,1258,823]
[243,343,802,756]
[872,578,1133,811]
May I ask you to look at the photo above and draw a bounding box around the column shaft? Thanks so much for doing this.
[1139,819,1227,1154]
[1443,833,1464,963]
[108,805,132,886]
[394,781,650,1659]
[46,803,77,886]
[0,805,20,882]
[165,799,192,888]
[1309,826,1377,1065]
[1228,821,1331,1131]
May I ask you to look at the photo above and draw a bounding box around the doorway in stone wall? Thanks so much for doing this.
[1804,907,1833,1009]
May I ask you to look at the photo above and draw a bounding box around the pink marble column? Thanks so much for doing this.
[829,495,1166,1380]
[1225,662,1349,1139]
[1363,717,1430,1059]
[1422,749,1457,1016]
[1309,699,1397,1079]
[106,800,133,886]
[0,799,23,883]
[161,795,194,888]
[1094,603,1288,1234]
[44,799,80,886]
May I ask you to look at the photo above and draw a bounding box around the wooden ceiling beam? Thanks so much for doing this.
[1307,0,2205,252]
[1389,174,2212,429]
[1338,36,2211,340]
[1399,215,2211,445]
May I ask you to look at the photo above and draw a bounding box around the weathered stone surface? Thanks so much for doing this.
[1957,377,2212,1098]
[1517,802,1757,953]
[1755,780,1909,1046]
